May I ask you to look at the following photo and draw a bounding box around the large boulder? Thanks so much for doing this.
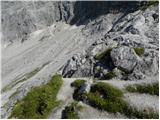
[110,46,137,73]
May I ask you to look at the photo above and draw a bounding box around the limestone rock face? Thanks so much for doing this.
[133,50,159,77]
[1,1,75,44]
[110,46,137,73]
[1,1,147,45]
[61,3,159,80]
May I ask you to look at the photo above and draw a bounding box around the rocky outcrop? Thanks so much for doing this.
[110,46,137,73]
[61,4,159,81]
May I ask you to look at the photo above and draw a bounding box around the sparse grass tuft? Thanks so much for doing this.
[9,74,63,119]
[133,47,145,56]
[95,48,113,60]
[62,102,83,119]
[125,82,159,96]
[104,71,116,80]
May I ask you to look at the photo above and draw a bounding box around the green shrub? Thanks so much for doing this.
[104,71,116,80]
[95,48,112,60]
[9,74,63,119]
[62,102,82,119]
[125,82,159,96]
[134,47,145,56]
[71,79,86,89]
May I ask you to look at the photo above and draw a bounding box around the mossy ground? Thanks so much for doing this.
[9,74,63,119]
[125,82,159,96]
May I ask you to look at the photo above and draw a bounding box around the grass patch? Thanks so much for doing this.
[70,81,159,119]
[133,47,145,56]
[62,102,83,119]
[104,71,116,80]
[86,82,158,118]
[125,82,159,96]
[9,74,63,119]
[86,82,125,113]
[90,82,123,99]
[87,92,127,113]
[95,48,112,60]
[123,106,159,119]
[71,79,86,88]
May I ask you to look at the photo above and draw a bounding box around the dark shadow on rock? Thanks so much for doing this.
[69,1,144,26]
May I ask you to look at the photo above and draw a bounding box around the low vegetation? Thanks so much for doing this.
[123,106,159,119]
[9,74,63,119]
[133,47,145,56]
[71,81,158,119]
[95,48,112,60]
[125,82,159,96]
[62,102,83,119]
[88,82,158,118]
[86,82,126,113]
[71,79,86,89]
[104,71,116,80]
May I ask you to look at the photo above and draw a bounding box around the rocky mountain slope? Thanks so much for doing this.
[1,1,159,119]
